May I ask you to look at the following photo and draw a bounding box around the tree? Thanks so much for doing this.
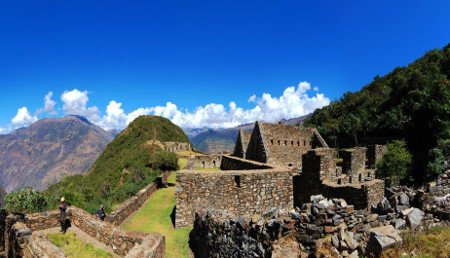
[376,140,412,187]
[426,148,445,181]
[4,188,48,213]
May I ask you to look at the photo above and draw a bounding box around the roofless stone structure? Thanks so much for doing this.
[243,121,328,167]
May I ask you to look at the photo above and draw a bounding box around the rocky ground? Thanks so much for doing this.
[191,169,450,258]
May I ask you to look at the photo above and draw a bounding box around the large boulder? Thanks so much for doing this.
[366,225,402,257]
[403,208,424,228]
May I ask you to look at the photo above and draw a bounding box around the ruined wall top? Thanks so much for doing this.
[245,121,328,167]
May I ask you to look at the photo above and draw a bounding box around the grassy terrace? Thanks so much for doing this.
[122,159,192,258]
[382,226,450,258]
[47,232,112,258]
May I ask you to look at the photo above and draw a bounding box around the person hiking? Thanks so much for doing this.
[96,205,106,221]
[59,197,68,233]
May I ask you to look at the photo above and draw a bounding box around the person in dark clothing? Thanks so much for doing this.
[59,197,68,233]
[96,205,106,221]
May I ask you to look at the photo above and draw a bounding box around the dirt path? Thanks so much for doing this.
[38,227,120,258]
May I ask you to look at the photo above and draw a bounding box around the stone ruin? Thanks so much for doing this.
[146,140,191,153]
[0,208,165,258]
[234,122,329,168]
[294,147,385,210]
[0,173,171,258]
[176,122,387,229]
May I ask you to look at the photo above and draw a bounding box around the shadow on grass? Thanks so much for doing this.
[170,206,176,228]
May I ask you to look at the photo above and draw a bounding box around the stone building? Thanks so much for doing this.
[366,144,388,168]
[175,156,296,228]
[232,130,251,159]
[146,140,191,153]
[244,121,329,167]
[294,147,384,210]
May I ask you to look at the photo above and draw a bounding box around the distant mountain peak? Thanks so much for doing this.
[0,116,113,192]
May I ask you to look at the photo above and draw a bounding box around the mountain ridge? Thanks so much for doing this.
[0,115,113,192]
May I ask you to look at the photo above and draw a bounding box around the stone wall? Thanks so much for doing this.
[24,210,60,231]
[340,147,366,177]
[146,140,191,153]
[220,155,273,170]
[187,155,223,169]
[10,205,166,257]
[367,144,387,168]
[125,234,165,258]
[294,148,337,205]
[245,122,268,164]
[189,195,407,258]
[175,167,296,227]
[294,148,385,210]
[0,210,65,258]
[68,207,146,256]
[107,172,170,225]
[322,180,385,210]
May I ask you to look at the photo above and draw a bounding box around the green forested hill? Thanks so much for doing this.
[46,115,189,213]
[305,44,450,182]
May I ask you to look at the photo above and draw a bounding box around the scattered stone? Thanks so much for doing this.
[406,208,424,228]
[366,225,402,257]
[399,193,409,205]
[331,235,339,248]
[394,218,406,229]
[343,231,359,250]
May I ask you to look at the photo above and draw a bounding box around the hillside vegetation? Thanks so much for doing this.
[305,44,450,183]
[45,116,189,213]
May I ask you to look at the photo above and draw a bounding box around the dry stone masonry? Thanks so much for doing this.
[191,192,449,258]
[0,207,165,258]
[175,165,296,228]
[294,148,385,210]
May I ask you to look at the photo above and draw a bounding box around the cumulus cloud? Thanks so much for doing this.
[36,91,57,115]
[148,81,330,129]
[61,89,100,122]
[11,107,38,128]
[0,81,330,132]
[60,81,329,130]
[43,91,57,114]
[248,94,256,103]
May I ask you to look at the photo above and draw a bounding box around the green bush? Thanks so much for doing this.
[376,140,412,187]
[4,188,48,213]
[426,148,445,180]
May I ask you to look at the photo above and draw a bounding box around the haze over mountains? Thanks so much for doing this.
[0,115,113,192]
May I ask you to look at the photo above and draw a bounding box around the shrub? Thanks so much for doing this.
[376,140,412,187]
[4,187,48,213]
[426,148,445,180]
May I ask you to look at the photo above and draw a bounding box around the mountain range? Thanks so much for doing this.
[0,115,113,192]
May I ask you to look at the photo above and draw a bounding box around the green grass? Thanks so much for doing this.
[178,158,188,170]
[122,172,192,258]
[382,226,450,258]
[46,232,112,258]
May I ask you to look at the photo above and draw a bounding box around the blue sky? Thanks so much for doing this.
[0,1,449,131]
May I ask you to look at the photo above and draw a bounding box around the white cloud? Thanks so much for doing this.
[1,81,330,132]
[11,107,38,128]
[61,89,100,123]
[97,100,153,130]
[148,81,330,129]
[44,91,57,114]
[248,94,256,103]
